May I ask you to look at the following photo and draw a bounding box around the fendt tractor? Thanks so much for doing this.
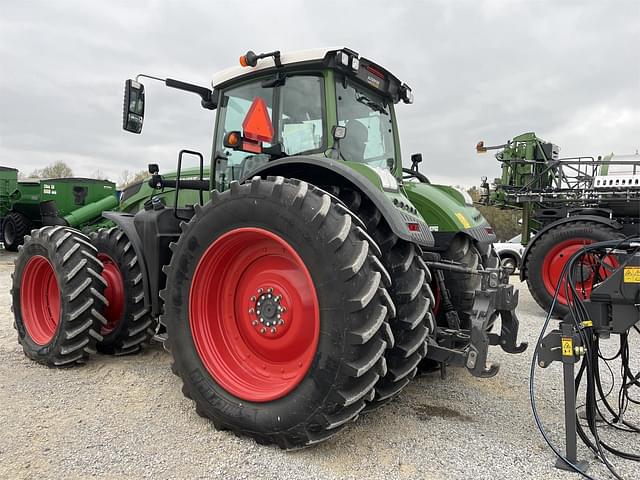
[12,48,526,448]
[478,132,640,316]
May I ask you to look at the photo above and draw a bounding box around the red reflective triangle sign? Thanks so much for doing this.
[242,97,274,143]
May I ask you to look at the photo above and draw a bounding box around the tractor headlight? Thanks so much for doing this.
[453,186,474,206]
[351,57,360,71]
[369,166,399,192]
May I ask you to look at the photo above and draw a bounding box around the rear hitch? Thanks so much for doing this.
[425,262,528,378]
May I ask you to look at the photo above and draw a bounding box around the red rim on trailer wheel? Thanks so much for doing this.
[20,255,61,345]
[541,238,618,306]
[97,253,125,335]
[189,227,320,403]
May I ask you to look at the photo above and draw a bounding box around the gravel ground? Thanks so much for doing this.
[1,249,638,480]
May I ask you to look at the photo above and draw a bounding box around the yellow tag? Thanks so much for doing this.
[455,212,471,229]
[581,320,593,328]
[562,337,574,357]
[624,267,640,283]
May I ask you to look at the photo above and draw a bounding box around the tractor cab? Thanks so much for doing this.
[123,48,413,191]
[211,48,413,186]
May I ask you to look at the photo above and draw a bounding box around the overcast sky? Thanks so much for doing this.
[1,0,638,187]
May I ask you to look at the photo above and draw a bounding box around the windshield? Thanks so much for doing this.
[336,80,396,170]
[214,75,325,180]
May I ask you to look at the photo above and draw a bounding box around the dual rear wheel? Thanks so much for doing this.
[13,226,154,365]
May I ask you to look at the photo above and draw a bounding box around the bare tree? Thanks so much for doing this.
[118,169,148,189]
[90,169,110,180]
[29,161,73,179]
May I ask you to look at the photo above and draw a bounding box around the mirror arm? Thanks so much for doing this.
[134,74,217,110]
[165,78,217,109]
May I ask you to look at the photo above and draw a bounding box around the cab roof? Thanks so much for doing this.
[210,47,412,105]
[212,47,344,87]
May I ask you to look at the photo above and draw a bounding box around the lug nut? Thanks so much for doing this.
[252,320,258,326]
[267,288,273,293]
[250,296,256,302]
[258,288,263,294]
[260,327,266,334]
[249,308,254,314]
[271,327,276,333]
[278,320,284,325]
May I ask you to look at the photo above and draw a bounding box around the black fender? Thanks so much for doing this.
[101,211,152,312]
[519,215,623,281]
[241,156,434,247]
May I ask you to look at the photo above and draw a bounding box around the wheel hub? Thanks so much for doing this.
[250,287,288,338]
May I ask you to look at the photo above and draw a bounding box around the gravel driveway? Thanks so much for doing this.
[1,249,638,479]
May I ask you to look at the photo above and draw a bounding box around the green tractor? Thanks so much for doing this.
[12,48,525,448]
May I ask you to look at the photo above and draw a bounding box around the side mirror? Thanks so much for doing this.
[410,153,423,173]
[123,79,145,133]
[148,163,159,174]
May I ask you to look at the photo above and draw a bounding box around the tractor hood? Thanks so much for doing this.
[403,182,496,248]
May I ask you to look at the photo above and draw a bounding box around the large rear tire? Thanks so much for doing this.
[161,177,393,448]
[3,211,31,252]
[336,189,434,408]
[89,227,155,355]
[12,226,107,366]
[525,221,623,317]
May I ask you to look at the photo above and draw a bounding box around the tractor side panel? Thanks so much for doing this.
[404,182,494,250]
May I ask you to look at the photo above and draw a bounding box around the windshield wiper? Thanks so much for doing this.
[355,94,388,115]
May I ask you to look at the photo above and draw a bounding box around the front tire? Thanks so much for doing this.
[439,235,481,327]
[161,178,392,448]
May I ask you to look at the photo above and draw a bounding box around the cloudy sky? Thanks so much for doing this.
[1,0,638,187]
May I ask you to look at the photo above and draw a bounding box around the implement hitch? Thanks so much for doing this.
[425,260,528,378]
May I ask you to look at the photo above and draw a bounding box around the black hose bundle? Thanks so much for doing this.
[530,237,640,479]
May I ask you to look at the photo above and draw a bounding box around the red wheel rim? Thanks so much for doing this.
[189,227,320,402]
[20,256,61,345]
[541,238,618,306]
[98,253,125,335]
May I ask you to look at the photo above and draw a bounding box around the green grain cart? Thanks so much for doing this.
[1,174,118,251]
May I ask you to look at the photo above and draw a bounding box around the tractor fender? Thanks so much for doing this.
[101,211,152,311]
[241,156,434,247]
[519,214,623,281]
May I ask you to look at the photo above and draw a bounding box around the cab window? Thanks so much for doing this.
[215,75,325,180]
